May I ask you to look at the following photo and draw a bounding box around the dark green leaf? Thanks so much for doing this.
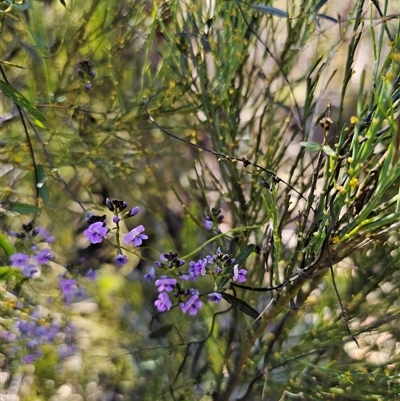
[314,0,328,12]
[316,13,338,24]
[10,203,41,214]
[252,4,288,18]
[149,324,174,338]
[37,165,50,203]
[0,80,46,123]
[217,244,255,290]
[221,293,260,319]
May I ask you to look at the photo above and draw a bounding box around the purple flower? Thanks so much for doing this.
[17,320,35,334]
[154,292,172,312]
[10,253,29,268]
[32,227,55,243]
[84,222,107,244]
[124,225,148,246]
[59,344,76,359]
[34,248,54,264]
[22,264,38,278]
[86,268,97,280]
[1,331,17,342]
[204,218,213,230]
[59,279,77,304]
[208,292,222,303]
[23,351,43,364]
[144,266,155,281]
[233,264,247,283]
[125,206,140,218]
[155,276,177,292]
[114,254,128,266]
[180,294,202,315]
[193,258,207,275]
[113,216,120,224]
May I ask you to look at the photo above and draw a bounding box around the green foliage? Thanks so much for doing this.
[1,0,400,400]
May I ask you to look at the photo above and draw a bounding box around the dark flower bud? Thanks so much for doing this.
[86,213,107,225]
[16,232,26,239]
[105,198,114,211]
[261,180,270,189]
[85,83,92,91]
[241,158,251,167]
[22,221,34,232]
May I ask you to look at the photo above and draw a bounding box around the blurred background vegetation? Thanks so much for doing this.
[1,0,400,400]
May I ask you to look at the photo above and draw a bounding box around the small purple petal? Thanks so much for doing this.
[10,253,29,268]
[86,268,97,280]
[144,266,155,281]
[34,248,54,264]
[154,292,172,312]
[114,254,128,266]
[180,294,202,315]
[155,276,177,292]
[124,225,148,247]
[233,264,247,283]
[84,222,107,244]
[208,292,222,303]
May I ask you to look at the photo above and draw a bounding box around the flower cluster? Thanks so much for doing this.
[149,247,247,315]
[77,60,96,91]
[203,207,225,232]
[84,198,147,266]
[1,308,78,364]
[9,223,55,278]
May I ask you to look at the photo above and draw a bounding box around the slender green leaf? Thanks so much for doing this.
[0,234,16,257]
[300,141,321,152]
[0,80,46,123]
[252,4,288,18]
[322,145,336,156]
[37,165,50,203]
[10,203,41,214]
[149,324,174,338]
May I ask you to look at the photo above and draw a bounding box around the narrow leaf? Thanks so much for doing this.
[314,0,328,12]
[252,4,288,18]
[300,141,321,152]
[322,145,336,156]
[221,293,260,319]
[316,13,338,24]
[0,60,26,69]
[0,80,46,123]
[0,234,16,257]
[37,165,50,203]
[10,203,41,214]
[149,324,173,338]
